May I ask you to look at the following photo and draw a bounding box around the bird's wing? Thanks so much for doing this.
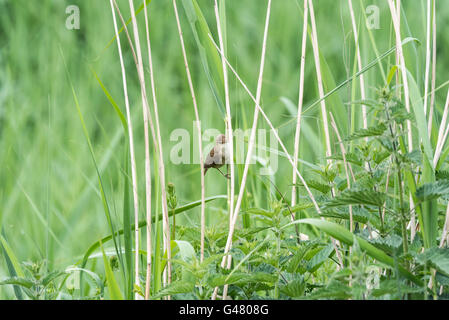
[204,147,215,167]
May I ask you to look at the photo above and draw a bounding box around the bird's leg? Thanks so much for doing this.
[217,168,230,179]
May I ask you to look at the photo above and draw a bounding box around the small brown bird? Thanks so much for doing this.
[203,134,230,179]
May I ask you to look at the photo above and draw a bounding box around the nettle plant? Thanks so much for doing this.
[149,84,449,300]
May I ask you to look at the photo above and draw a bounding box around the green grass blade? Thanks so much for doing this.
[122,144,133,300]
[181,0,225,117]
[406,69,433,163]
[100,242,124,300]
[60,47,123,294]
[0,233,25,299]
[90,67,127,132]
[420,153,438,248]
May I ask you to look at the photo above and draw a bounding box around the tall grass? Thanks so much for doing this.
[1,0,449,300]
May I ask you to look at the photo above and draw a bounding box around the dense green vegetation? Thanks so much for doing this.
[1,0,449,300]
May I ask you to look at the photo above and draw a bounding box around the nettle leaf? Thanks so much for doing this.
[415,180,449,202]
[296,179,331,194]
[319,207,380,229]
[344,123,387,141]
[371,279,423,298]
[288,202,314,213]
[245,208,274,218]
[390,104,415,124]
[372,150,391,165]
[416,247,449,277]
[436,170,449,181]
[404,150,422,165]
[285,241,321,273]
[209,272,277,287]
[253,263,277,274]
[151,280,195,300]
[328,152,364,167]
[306,279,352,300]
[323,189,387,209]
[348,99,382,109]
[435,273,449,286]
[41,271,65,287]
[397,150,422,166]
[367,234,403,255]
[377,136,394,152]
[279,276,305,298]
[307,244,334,273]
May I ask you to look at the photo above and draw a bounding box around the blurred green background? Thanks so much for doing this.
[1,0,448,298]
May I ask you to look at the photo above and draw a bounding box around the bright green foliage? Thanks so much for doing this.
[1,1,449,301]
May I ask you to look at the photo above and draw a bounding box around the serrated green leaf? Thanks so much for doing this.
[151,280,195,300]
[344,123,387,141]
[323,189,386,209]
[416,248,449,277]
[415,180,449,202]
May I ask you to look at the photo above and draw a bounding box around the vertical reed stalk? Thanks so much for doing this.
[308,0,332,162]
[212,0,271,300]
[348,0,367,130]
[140,0,172,290]
[433,89,449,167]
[423,0,431,118]
[113,0,172,297]
[388,0,413,152]
[291,0,308,208]
[428,0,436,133]
[109,0,141,299]
[172,0,206,263]
[440,203,449,248]
[213,0,235,246]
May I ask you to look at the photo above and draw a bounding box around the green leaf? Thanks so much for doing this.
[209,272,277,287]
[0,234,24,299]
[279,277,305,298]
[245,208,274,218]
[305,279,352,299]
[323,189,386,209]
[368,234,403,255]
[122,146,133,300]
[406,69,433,163]
[100,242,123,300]
[282,219,423,286]
[386,66,398,86]
[0,235,25,278]
[296,179,331,194]
[0,277,34,289]
[344,123,387,141]
[91,67,127,132]
[307,244,334,273]
[181,0,225,117]
[319,208,380,230]
[151,280,195,300]
[415,180,449,202]
[416,248,449,277]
